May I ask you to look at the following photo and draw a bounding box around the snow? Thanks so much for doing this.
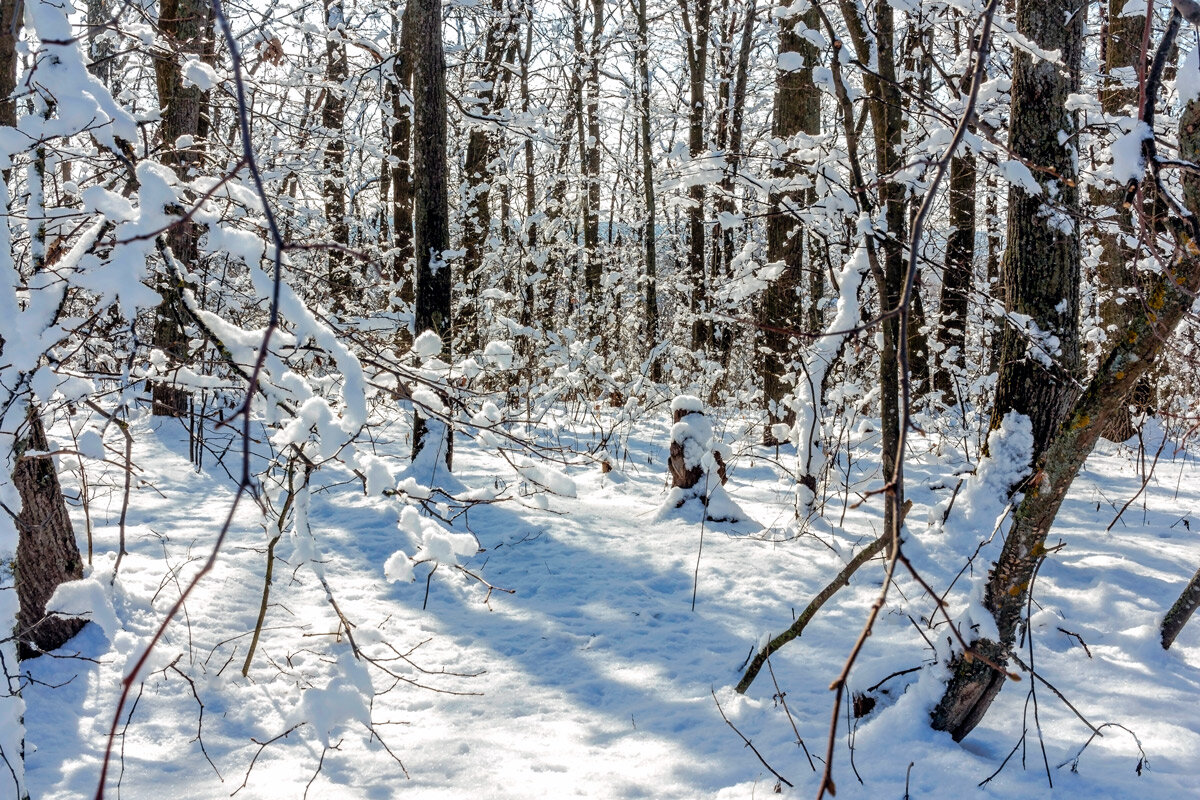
[778,51,806,72]
[42,570,121,642]
[181,57,219,91]
[10,406,1200,800]
[1179,48,1200,106]
[670,394,705,415]
[412,330,443,359]
[1111,122,1151,185]
[483,340,514,369]
[997,159,1043,195]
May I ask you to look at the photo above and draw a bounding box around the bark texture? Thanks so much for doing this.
[1161,565,1200,650]
[932,14,1191,741]
[987,0,1084,455]
[322,0,352,310]
[1097,0,1151,441]
[635,0,660,381]
[935,18,979,403]
[682,0,712,352]
[152,0,210,417]
[14,412,86,659]
[759,3,819,443]
[459,0,519,353]
[411,0,452,468]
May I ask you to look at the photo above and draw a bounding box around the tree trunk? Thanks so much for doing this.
[935,16,980,404]
[14,411,86,659]
[709,0,755,379]
[840,0,907,538]
[1162,565,1200,650]
[459,0,519,354]
[1,0,85,661]
[152,0,210,417]
[930,0,1107,739]
[1097,0,1149,442]
[986,0,1084,456]
[759,2,818,444]
[390,4,415,347]
[681,0,711,353]
[411,0,452,469]
[636,0,661,381]
[322,0,352,311]
[583,0,605,341]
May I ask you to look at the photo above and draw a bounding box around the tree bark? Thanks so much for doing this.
[759,2,818,444]
[460,0,519,354]
[987,0,1084,457]
[840,0,907,538]
[1161,565,1200,650]
[1,1,86,662]
[635,0,661,381]
[935,15,980,404]
[152,0,210,417]
[931,3,1161,742]
[1097,0,1149,441]
[583,0,605,341]
[680,0,712,353]
[14,412,86,659]
[391,4,415,345]
[411,0,452,469]
[322,0,352,311]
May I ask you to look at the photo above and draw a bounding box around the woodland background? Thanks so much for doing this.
[2,0,1200,796]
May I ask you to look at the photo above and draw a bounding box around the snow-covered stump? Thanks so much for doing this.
[663,396,744,522]
[668,398,727,489]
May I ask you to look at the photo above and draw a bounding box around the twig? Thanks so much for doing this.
[765,656,816,771]
[1056,722,1147,774]
[711,688,794,789]
[232,724,304,795]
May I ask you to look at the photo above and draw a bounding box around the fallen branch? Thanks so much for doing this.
[736,532,888,694]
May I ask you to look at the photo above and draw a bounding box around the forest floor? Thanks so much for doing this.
[19,403,1200,799]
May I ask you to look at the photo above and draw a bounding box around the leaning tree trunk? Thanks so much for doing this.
[1162,565,1200,650]
[410,0,452,470]
[930,0,1134,742]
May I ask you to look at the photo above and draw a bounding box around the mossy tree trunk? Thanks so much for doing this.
[930,5,1197,743]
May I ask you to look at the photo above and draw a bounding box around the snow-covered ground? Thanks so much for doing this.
[19,406,1200,799]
